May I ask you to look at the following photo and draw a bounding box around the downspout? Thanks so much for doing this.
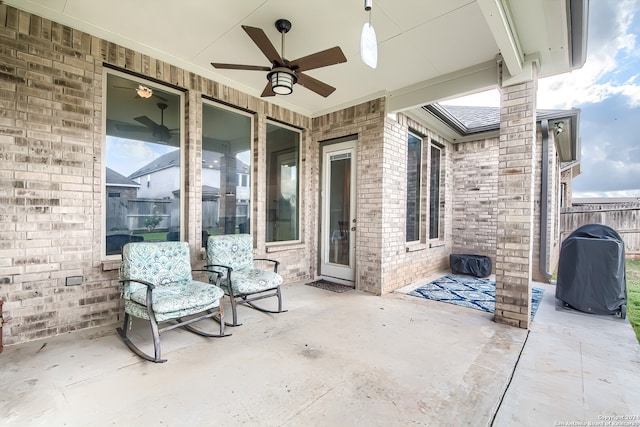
[539,120,552,281]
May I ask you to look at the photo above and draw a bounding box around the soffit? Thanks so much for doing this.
[6,0,582,117]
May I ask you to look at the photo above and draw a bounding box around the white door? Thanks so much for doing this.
[320,140,356,283]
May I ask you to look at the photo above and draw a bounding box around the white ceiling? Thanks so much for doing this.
[6,0,583,117]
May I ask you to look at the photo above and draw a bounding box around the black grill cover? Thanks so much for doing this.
[556,224,626,315]
[449,254,492,278]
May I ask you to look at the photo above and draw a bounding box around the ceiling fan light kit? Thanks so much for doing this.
[269,67,297,95]
[211,18,347,98]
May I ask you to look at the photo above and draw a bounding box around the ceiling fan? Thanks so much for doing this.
[116,102,178,142]
[211,19,347,97]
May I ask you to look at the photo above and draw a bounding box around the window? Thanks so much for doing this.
[202,101,252,238]
[406,132,422,242]
[266,122,300,243]
[429,143,442,239]
[104,72,182,256]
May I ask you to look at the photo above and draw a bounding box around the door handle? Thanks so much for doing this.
[351,227,356,231]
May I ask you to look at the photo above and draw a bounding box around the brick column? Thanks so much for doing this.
[495,65,538,329]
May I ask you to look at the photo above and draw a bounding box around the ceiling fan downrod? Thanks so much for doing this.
[275,19,291,61]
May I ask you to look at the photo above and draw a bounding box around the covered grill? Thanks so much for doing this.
[556,223,627,319]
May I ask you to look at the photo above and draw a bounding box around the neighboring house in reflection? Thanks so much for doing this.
[105,167,140,232]
[128,149,250,234]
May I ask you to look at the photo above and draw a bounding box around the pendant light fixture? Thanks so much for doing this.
[360,0,378,69]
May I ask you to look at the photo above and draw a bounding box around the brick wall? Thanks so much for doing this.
[0,5,313,345]
[311,108,453,295]
[451,128,562,284]
[311,99,386,294]
[560,168,573,207]
[494,74,538,329]
[378,114,452,294]
[452,138,499,265]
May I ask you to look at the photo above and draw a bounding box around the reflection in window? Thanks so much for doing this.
[266,123,300,242]
[406,132,422,242]
[202,102,252,240]
[105,73,182,256]
[429,143,442,239]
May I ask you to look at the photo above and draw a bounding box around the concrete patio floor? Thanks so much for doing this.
[1,277,638,426]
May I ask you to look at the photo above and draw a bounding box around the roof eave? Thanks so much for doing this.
[569,0,589,70]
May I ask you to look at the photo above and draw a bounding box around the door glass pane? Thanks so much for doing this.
[329,153,351,266]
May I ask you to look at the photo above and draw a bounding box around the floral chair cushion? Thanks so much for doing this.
[120,241,193,299]
[125,280,223,322]
[206,234,254,271]
[206,234,283,295]
[220,269,283,295]
[120,241,223,320]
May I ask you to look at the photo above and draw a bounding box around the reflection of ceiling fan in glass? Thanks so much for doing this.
[116,102,178,142]
[114,84,168,102]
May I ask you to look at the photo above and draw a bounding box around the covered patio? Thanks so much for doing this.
[2,280,638,426]
[0,0,590,349]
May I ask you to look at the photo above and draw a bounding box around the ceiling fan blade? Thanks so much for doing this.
[152,93,168,102]
[295,72,336,97]
[211,62,272,71]
[116,123,150,132]
[290,47,347,72]
[134,115,160,129]
[261,81,276,97]
[242,25,283,65]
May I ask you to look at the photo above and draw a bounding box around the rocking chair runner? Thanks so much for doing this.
[118,241,229,363]
[205,234,286,326]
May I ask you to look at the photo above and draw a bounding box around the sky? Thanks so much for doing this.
[442,0,640,198]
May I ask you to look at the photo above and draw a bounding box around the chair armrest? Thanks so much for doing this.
[203,264,234,285]
[193,268,223,286]
[254,258,280,273]
[203,264,233,273]
[119,277,157,311]
[119,277,156,290]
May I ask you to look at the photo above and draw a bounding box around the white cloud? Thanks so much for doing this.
[442,1,640,198]
[107,137,175,176]
[538,0,640,109]
[443,1,640,110]
[574,189,640,198]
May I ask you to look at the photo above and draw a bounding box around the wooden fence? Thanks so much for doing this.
[560,203,640,256]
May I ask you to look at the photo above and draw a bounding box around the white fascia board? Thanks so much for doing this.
[387,60,499,113]
[477,0,523,77]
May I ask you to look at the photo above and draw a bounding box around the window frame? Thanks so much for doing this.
[102,69,185,260]
[406,131,423,243]
[428,140,444,241]
[265,120,303,246]
[201,98,254,240]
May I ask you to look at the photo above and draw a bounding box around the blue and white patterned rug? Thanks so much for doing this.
[409,274,544,319]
